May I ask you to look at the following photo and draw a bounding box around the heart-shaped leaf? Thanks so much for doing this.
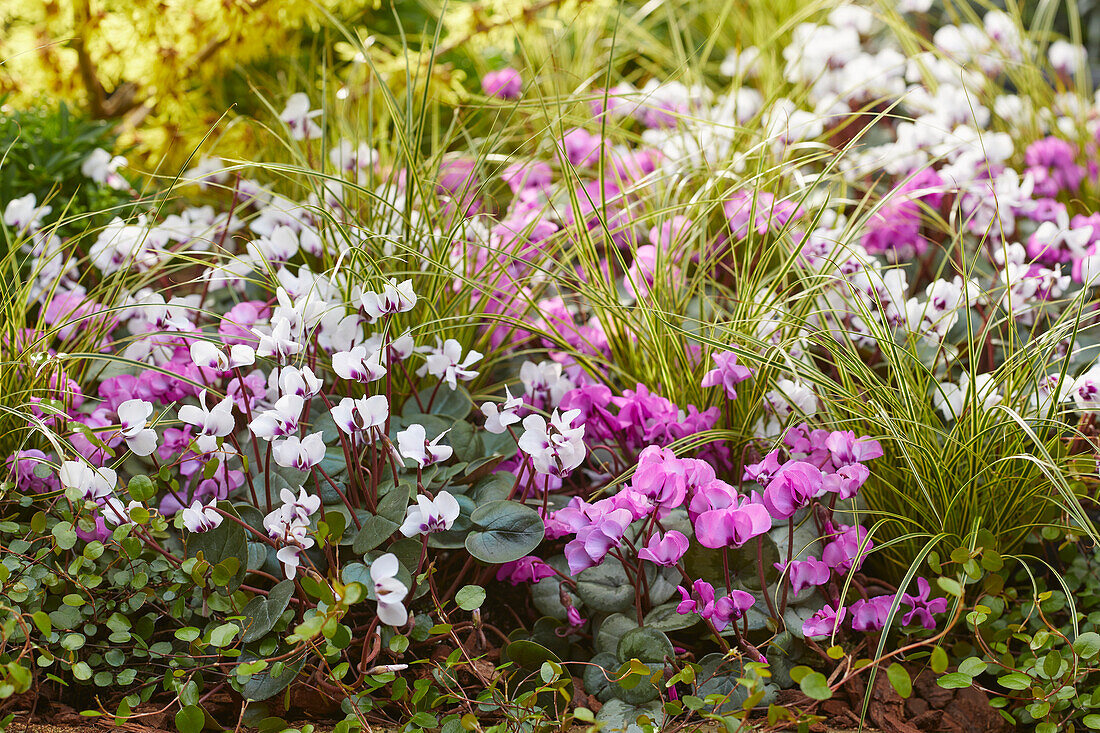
[465,500,544,564]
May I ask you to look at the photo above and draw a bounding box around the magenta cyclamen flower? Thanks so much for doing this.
[823,430,884,466]
[694,499,772,549]
[481,68,523,100]
[803,603,847,639]
[850,595,894,632]
[900,577,948,630]
[775,556,831,596]
[638,531,690,566]
[701,350,754,399]
[631,445,688,510]
[761,461,823,519]
[675,580,754,632]
[496,557,557,585]
[822,524,873,573]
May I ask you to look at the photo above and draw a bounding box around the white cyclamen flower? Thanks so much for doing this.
[249,395,304,440]
[518,409,586,477]
[181,499,223,532]
[399,491,462,537]
[371,553,410,626]
[59,462,116,502]
[481,386,523,434]
[333,346,387,383]
[331,395,389,434]
[272,432,327,471]
[4,193,51,231]
[279,93,322,140]
[279,365,323,398]
[178,390,236,438]
[396,424,453,468]
[117,398,159,456]
[360,279,417,322]
[421,339,482,390]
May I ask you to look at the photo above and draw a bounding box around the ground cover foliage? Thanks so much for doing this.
[4,0,1100,731]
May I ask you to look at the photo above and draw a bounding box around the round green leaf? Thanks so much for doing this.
[799,671,832,700]
[464,500,544,564]
[175,705,204,733]
[455,585,486,611]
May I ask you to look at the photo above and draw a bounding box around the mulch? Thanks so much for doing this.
[772,666,1009,733]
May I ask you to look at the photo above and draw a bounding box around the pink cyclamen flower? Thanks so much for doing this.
[775,556,831,596]
[900,577,948,630]
[823,430,883,466]
[638,530,690,566]
[701,350,754,399]
[632,445,688,510]
[822,524,873,573]
[496,557,557,585]
[850,595,894,631]
[803,603,846,639]
[675,580,754,632]
[564,507,633,574]
[694,499,772,549]
[761,461,823,519]
[481,68,522,99]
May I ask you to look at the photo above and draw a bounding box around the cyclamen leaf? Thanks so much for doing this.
[241,580,295,643]
[464,500,544,564]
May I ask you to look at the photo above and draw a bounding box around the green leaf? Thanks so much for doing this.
[998,672,1032,690]
[404,386,472,420]
[930,646,949,674]
[189,503,247,594]
[455,585,486,611]
[128,475,155,502]
[351,514,399,554]
[576,561,634,614]
[464,500,544,564]
[52,522,77,550]
[799,671,832,700]
[617,628,674,664]
[937,673,972,690]
[1075,632,1100,660]
[506,639,562,671]
[1082,713,1100,729]
[241,653,306,701]
[209,623,239,648]
[958,657,987,677]
[936,577,962,597]
[241,581,295,643]
[886,663,911,698]
[175,705,204,733]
